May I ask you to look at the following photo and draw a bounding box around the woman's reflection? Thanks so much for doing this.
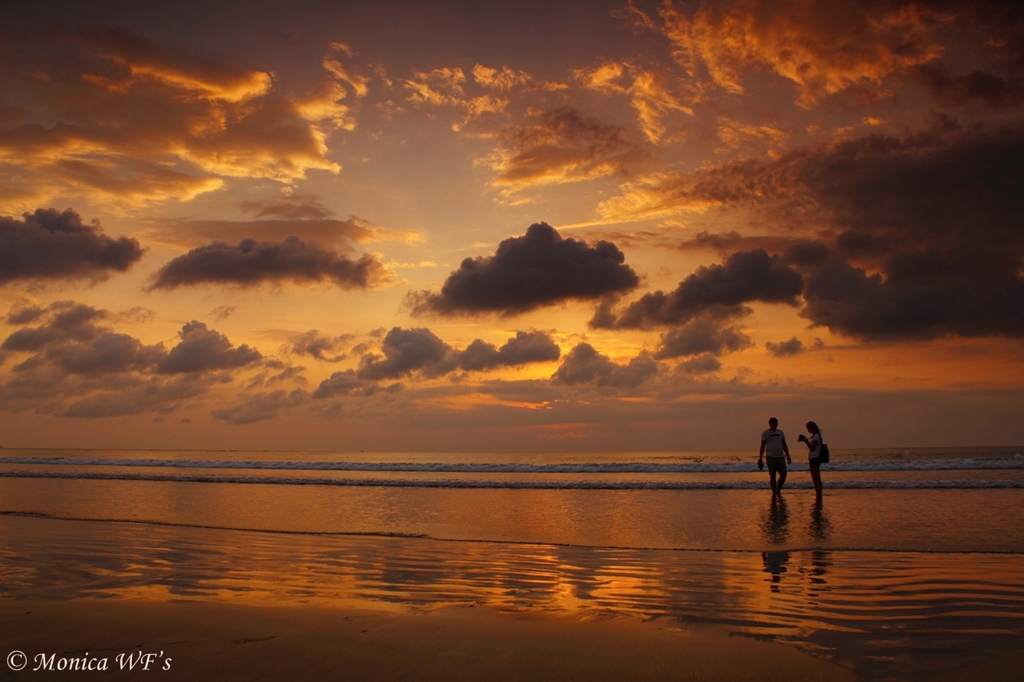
[808,498,831,543]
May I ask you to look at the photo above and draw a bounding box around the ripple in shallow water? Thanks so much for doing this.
[1,515,1022,681]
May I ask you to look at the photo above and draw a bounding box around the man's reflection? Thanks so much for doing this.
[759,498,790,593]
[761,551,790,592]
[760,497,790,545]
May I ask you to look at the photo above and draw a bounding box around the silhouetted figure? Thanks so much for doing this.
[798,421,824,501]
[758,417,791,499]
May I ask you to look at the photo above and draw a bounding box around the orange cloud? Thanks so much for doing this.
[715,117,788,154]
[487,109,646,191]
[404,67,510,131]
[658,0,947,106]
[404,67,467,106]
[593,172,722,224]
[0,27,358,211]
[323,43,370,98]
[576,61,692,142]
[71,25,273,103]
[472,64,532,90]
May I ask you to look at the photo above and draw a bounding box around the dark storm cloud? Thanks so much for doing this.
[0,305,264,418]
[675,353,722,375]
[357,327,453,381]
[0,209,143,284]
[148,236,388,290]
[551,343,658,388]
[793,245,1024,340]
[911,1,1024,109]
[337,328,563,384]
[4,310,261,377]
[457,340,506,372]
[6,304,49,325]
[155,321,262,374]
[41,332,165,376]
[654,318,752,359]
[457,331,561,371]
[772,128,1024,339]
[288,330,354,362]
[2,303,107,352]
[915,63,1020,109]
[605,124,1024,341]
[793,129,1024,254]
[313,369,362,399]
[597,249,802,329]
[765,337,806,357]
[4,306,260,377]
[408,222,639,316]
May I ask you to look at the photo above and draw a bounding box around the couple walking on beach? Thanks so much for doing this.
[757,418,824,501]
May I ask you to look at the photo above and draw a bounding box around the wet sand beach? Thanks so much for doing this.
[1,599,861,682]
[1,512,1023,681]
[2,449,1023,680]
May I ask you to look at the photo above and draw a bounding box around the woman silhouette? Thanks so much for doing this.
[798,421,824,501]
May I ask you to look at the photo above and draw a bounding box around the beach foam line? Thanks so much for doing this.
[2,456,1023,473]
[1,469,1022,489]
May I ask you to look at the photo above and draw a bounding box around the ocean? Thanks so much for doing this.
[2,446,1023,680]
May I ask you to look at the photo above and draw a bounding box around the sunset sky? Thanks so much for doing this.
[1,0,1022,451]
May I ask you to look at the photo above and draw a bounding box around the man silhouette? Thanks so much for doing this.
[758,417,791,499]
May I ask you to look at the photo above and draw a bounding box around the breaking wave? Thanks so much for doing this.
[2,455,1023,474]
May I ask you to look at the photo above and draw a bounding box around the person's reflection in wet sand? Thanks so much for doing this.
[760,497,790,546]
[806,501,831,598]
[808,499,831,544]
[760,498,791,593]
[761,551,790,592]
[808,550,830,590]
